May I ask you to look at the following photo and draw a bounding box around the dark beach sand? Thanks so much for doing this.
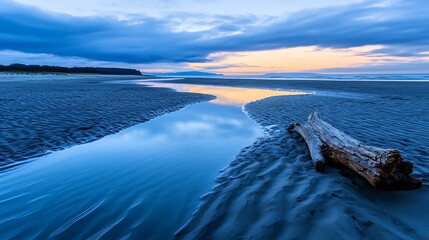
[172,78,429,239]
[2,74,428,239]
[0,74,213,170]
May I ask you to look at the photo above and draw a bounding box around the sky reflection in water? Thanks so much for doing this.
[143,82,308,106]
[0,92,261,239]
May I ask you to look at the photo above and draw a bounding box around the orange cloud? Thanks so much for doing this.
[189,46,386,75]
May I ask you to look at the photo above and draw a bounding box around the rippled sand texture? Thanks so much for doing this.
[176,81,429,239]
[0,75,213,170]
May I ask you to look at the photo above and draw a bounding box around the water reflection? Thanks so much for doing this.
[1,82,306,239]
[0,102,261,239]
[143,82,308,106]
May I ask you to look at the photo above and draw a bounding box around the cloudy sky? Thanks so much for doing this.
[1,0,429,74]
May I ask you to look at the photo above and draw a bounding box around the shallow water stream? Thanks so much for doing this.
[0,101,263,239]
[0,80,313,239]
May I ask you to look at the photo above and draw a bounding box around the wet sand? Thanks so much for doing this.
[172,78,429,239]
[2,74,428,239]
[0,74,213,170]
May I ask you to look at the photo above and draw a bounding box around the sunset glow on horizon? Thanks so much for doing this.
[187,46,381,75]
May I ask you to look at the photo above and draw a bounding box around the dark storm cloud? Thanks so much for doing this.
[213,0,429,51]
[0,1,208,63]
[1,0,428,63]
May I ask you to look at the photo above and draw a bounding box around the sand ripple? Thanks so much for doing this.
[176,81,429,239]
[0,75,213,170]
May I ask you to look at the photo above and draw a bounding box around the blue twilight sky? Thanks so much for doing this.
[1,0,429,74]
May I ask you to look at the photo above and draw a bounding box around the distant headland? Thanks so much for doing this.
[0,64,142,76]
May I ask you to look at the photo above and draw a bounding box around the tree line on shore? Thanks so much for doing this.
[0,64,142,76]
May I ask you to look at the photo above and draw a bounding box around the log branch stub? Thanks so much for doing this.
[289,122,326,172]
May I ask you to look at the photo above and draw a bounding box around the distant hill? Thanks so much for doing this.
[150,71,224,77]
[0,64,142,76]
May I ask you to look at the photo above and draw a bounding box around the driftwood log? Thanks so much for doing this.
[288,112,422,190]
